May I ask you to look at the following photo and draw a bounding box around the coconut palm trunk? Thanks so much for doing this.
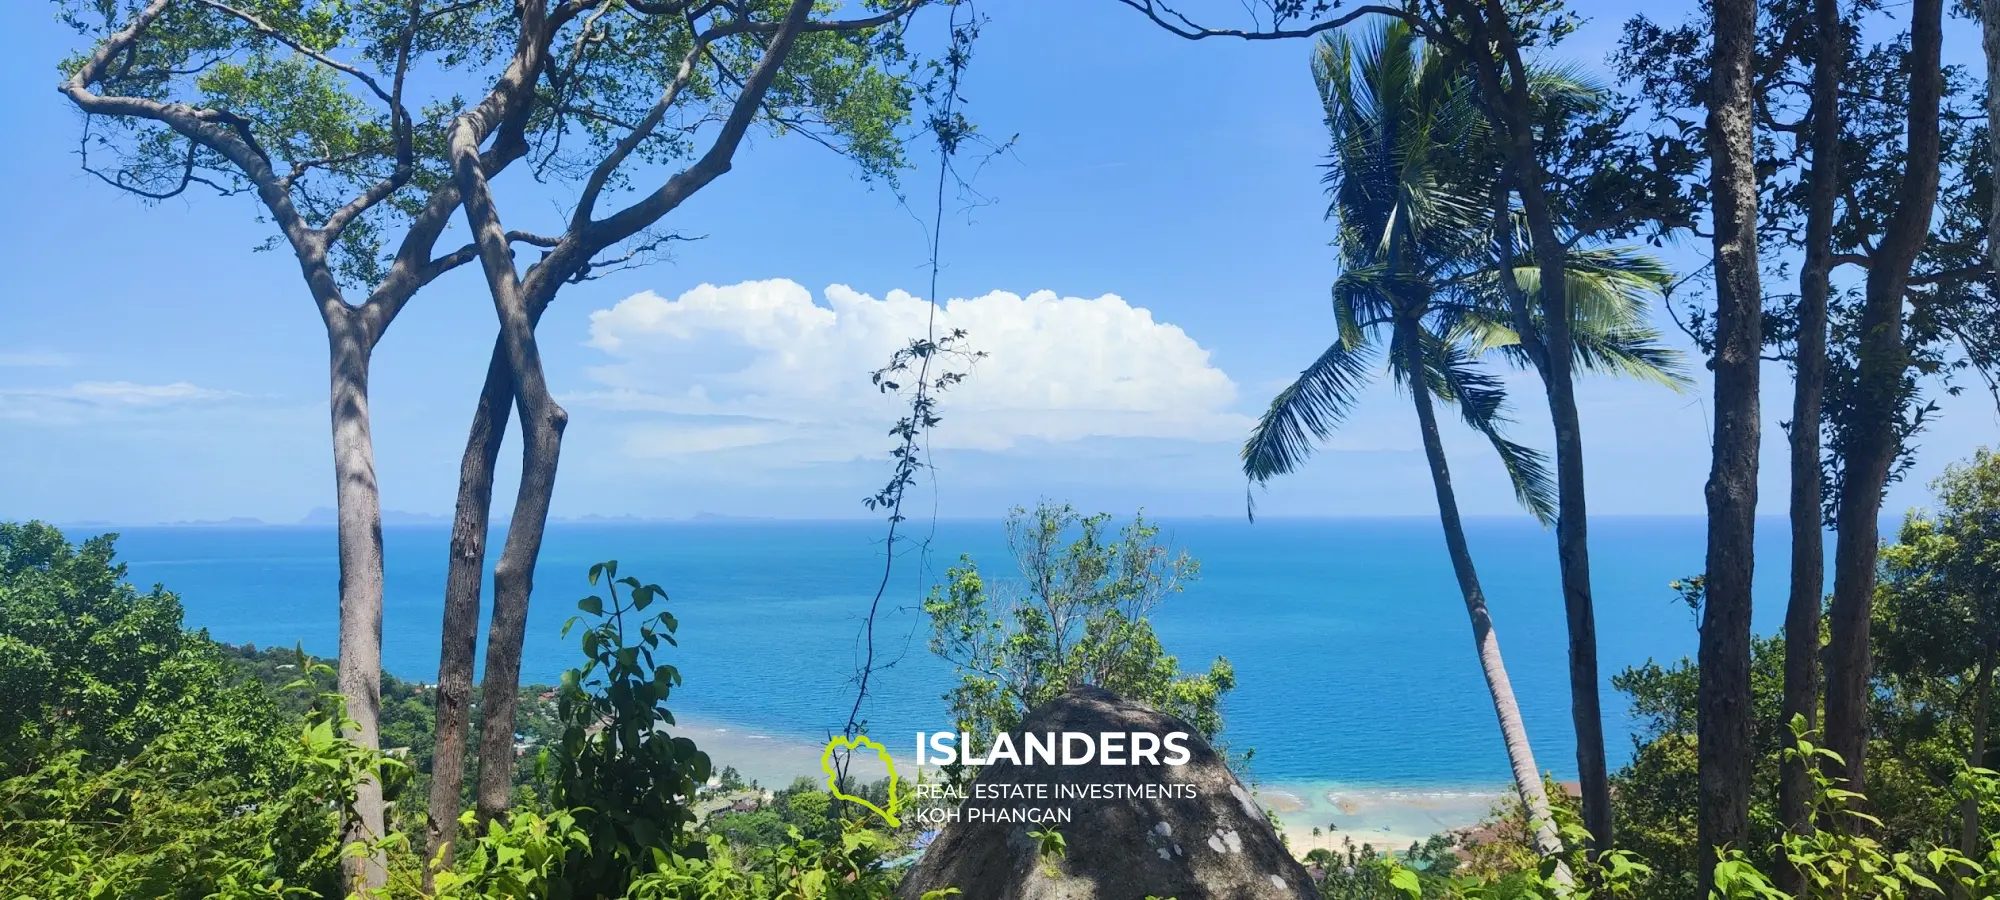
[1399,320,1562,857]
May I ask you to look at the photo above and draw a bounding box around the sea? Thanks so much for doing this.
[88,516,1796,843]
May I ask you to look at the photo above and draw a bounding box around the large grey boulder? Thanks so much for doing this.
[898,686,1316,900]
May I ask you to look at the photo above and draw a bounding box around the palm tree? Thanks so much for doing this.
[1244,20,1685,858]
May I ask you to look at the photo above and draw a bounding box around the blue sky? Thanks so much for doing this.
[1,0,1993,524]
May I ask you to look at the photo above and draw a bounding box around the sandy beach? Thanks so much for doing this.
[1257,783,1507,854]
[666,714,895,789]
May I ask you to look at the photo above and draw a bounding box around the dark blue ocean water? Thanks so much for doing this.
[94,517,1792,787]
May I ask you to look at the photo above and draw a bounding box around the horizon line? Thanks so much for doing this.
[35,511,1816,529]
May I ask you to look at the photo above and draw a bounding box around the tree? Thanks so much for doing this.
[1876,449,2000,856]
[1778,0,1843,877]
[54,2,549,888]
[1239,17,1685,860]
[1106,0,1681,850]
[421,0,933,878]
[1619,0,1991,831]
[1697,0,1764,890]
[1421,2,1629,849]
[923,504,1236,755]
[1822,0,1945,803]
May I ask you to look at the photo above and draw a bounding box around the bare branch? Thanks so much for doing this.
[62,0,311,245]
[1108,0,1410,39]
[420,231,566,286]
[702,0,926,37]
[356,0,571,340]
[572,37,708,229]
[81,133,238,200]
[321,0,421,242]
[568,0,817,264]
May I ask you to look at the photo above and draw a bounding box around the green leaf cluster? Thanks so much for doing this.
[923,502,1236,778]
[548,561,711,898]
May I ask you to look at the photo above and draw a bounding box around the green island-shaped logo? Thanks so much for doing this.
[820,735,902,827]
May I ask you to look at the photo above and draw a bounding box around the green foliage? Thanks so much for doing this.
[423,809,589,900]
[0,522,271,776]
[550,560,712,898]
[0,523,346,900]
[1027,826,1066,876]
[923,503,1236,773]
[0,535,947,900]
[1877,449,2000,681]
[625,822,915,900]
[1707,718,1996,900]
[58,0,934,292]
[1597,453,2000,896]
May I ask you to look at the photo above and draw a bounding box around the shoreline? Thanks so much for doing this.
[671,711,1507,852]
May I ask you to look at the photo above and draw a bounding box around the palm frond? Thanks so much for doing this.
[1455,241,1688,389]
[1242,336,1381,485]
[1571,324,1693,390]
[1422,333,1557,523]
[1525,58,1610,113]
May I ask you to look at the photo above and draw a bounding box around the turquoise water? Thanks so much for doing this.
[95,516,1792,788]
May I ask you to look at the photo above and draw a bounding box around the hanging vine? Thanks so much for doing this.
[832,0,1002,793]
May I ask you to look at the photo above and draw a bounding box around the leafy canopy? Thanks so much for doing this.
[923,503,1236,764]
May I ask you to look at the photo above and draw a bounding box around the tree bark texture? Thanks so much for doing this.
[1441,0,1613,848]
[435,0,821,832]
[449,95,572,827]
[1779,0,1841,886]
[1698,0,1763,891]
[1825,0,1944,801]
[420,2,562,878]
[1401,321,1565,860]
[422,345,512,876]
[328,308,389,896]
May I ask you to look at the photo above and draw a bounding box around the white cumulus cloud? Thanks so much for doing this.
[575,279,1249,461]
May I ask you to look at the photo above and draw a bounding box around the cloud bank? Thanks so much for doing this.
[0,380,237,423]
[575,279,1249,463]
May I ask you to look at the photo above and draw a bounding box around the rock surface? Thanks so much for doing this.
[897,686,1316,900]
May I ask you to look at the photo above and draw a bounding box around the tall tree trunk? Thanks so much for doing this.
[1780,0,1841,886]
[422,343,513,883]
[417,7,559,873]
[1402,321,1564,859]
[450,95,571,827]
[1825,0,1944,801]
[1698,0,1764,890]
[468,311,566,827]
[1441,0,1615,846]
[1965,641,1997,856]
[1546,335,1612,856]
[327,308,389,896]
